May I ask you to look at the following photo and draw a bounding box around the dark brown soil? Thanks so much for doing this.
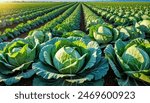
[104,69,118,86]
[12,75,35,86]
[80,5,86,33]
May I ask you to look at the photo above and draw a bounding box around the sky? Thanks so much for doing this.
[0,0,150,2]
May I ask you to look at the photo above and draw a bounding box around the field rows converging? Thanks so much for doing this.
[37,4,78,33]
[0,7,54,31]
[0,5,58,30]
[0,3,75,42]
[0,2,150,86]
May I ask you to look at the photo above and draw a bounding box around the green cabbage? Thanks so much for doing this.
[136,20,150,34]
[62,30,86,38]
[32,37,109,86]
[0,39,37,85]
[104,38,150,86]
[89,24,119,44]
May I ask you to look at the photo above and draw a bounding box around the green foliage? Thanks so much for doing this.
[104,38,150,86]
[0,2,150,86]
[0,39,37,85]
[32,37,109,86]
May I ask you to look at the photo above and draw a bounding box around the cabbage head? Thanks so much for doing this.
[62,30,91,41]
[136,20,150,34]
[89,24,119,44]
[32,37,109,86]
[119,26,145,40]
[25,30,52,45]
[62,30,86,38]
[104,38,150,86]
[0,39,37,85]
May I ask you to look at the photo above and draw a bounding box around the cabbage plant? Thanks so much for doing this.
[62,30,86,38]
[0,42,7,52]
[32,37,109,86]
[62,30,91,41]
[104,38,150,86]
[26,30,52,45]
[0,20,6,28]
[89,24,145,47]
[89,24,119,45]
[136,20,150,34]
[119,26,145,40]
[0,39,37,85]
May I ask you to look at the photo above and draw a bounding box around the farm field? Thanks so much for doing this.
[0,2,150,86]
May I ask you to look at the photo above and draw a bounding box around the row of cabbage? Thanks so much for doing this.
[0,3,150,86]
[87,3,150,27]
[0,3,66,29]
[37,4,78,33]
[0,7,49,29]
[82,4,150,86]
[52,4,82,36]
[83,4,150,46]
[0,3,74,42]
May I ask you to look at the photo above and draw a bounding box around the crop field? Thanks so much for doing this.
[0,2,150,86]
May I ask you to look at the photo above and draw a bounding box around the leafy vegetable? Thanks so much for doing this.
[136,20,150,34]
[104,38,150,86]
[25,30,52,45]
[0,39,37,85]
[32,37,109,86]
[89,24,119,44]
[62,30,86,38]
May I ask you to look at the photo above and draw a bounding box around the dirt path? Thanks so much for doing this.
[104,69,118,86]
[80,5,86,33]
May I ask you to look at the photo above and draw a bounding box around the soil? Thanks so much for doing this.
[104,69,118,86]
[12,75,35,86]
[80,5,86,33]
[81,5,118,86]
